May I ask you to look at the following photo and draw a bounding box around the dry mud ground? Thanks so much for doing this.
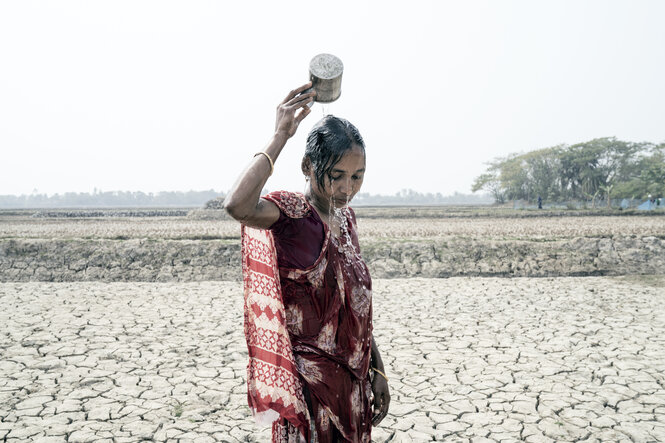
[2,277,664,442]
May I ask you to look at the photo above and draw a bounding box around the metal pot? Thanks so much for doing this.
[308,53,343,103]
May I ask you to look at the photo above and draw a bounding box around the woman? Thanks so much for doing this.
[224,82,390,442]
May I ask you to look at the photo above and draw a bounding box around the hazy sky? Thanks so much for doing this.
[2,1,664,197]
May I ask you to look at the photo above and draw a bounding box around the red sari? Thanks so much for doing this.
[241,191,373,443]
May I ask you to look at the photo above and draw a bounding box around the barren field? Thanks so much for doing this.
[1,208,664,441]
[1,277,664,442]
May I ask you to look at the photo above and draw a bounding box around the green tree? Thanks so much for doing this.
[472,137,660,205]
[472,172,505,204]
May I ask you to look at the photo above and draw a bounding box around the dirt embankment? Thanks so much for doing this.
[0,239,238,282]
[363,236,665,278]
[1,236,663,282]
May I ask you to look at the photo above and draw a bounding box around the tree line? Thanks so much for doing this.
[353,190,493,205]
[0,189,493,208]
[472,137,665,206]
[0,190,223,208]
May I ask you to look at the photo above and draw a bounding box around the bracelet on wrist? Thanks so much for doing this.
[254,151,274,176]
[372,367,388,382]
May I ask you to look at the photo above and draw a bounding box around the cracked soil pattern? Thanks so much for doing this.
[1,277,664,442]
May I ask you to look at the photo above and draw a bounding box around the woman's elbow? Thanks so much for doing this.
[223,198,247,222]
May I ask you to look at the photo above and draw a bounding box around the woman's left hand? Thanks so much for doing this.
[371,370,390,426]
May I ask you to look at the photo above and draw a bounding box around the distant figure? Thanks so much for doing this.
[537,195,543,209]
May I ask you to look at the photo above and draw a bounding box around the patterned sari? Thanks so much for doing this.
[241,191,373,443]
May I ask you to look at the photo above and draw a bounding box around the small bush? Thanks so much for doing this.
[204,197,225,210]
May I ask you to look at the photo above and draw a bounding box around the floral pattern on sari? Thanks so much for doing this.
[351,382,362,417]
[364,378,372,404]
[285,304,304,336]
[295,355,324,385]
[335,261,346,307]
[316,321,337,354]
[273,421,304,443]
[348,341,365,371]
[307,256,327,288]
[270,191,310,218]
[317,407,330,433]
[350,285,371,317]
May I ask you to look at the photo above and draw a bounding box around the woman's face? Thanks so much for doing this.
[307,145,366,210]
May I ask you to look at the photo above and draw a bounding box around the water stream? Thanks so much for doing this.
[327,181,368,280]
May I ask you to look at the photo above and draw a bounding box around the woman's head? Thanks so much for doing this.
[302,115,366,208]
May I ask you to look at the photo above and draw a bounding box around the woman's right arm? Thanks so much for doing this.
[224,82,315,229]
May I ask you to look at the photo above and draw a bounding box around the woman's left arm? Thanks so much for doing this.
[370,334,390,426]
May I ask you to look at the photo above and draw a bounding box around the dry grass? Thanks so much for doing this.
[356,216,665,240]
[2,211,665,241]
[0,217,241,240]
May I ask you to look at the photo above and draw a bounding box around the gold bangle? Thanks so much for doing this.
[254,152,274,176]
[372,367,388,382]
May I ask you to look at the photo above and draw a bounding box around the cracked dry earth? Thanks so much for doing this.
[1,277,664,442]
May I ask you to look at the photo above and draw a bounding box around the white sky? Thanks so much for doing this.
[1,1,664,197]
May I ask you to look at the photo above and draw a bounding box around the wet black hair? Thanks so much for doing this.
[303,115,366,191]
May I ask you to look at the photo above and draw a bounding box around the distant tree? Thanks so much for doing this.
[204,196,225,209]
[472,172,505,204]
[613,144,665,199]
[473,137,660,204]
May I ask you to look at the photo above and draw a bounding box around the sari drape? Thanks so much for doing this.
[241,225,310,442]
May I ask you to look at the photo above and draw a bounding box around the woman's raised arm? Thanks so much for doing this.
[224,82,315,229]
